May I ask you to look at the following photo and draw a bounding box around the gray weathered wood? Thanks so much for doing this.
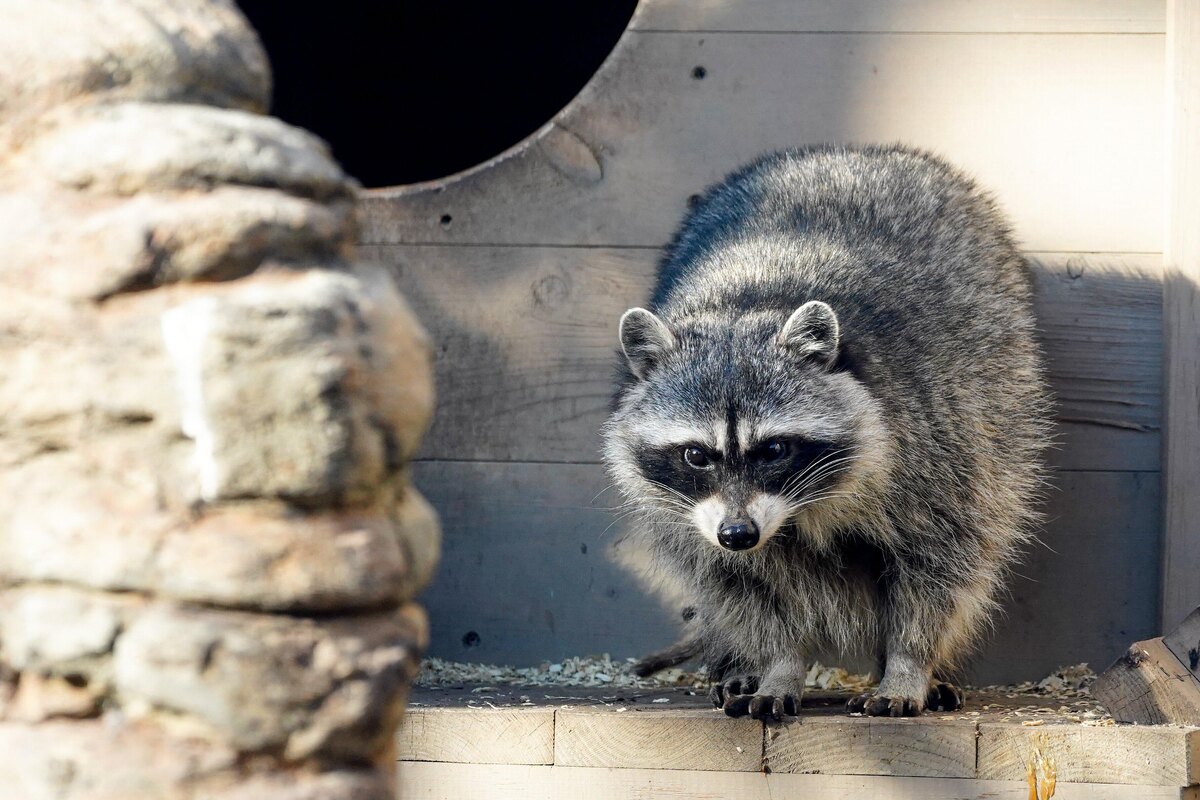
[398,707,555,765]
[1162,0,1200,634]
[764,716,976,778]
[1093,637,1200,726]
[413,461,1159,685]
[554,706,762,771]
[632,0,1167,33]
[1165,607,1200,680]
[361,33,1164,253]
[977,722,1200,786]
[398,762,1192,799]
[364,245,1162,473]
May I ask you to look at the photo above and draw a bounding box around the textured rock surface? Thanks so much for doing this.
[0,0,270,133]
[0,0,438,795]
[10,103,354,199]
[0,188,356,300]
[114,604,425,759]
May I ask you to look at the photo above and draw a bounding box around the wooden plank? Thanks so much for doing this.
[763,717,976,778]
[977,723,1200,786]
[398,762,1191,800]
[554,706,762,771]
[1093,637,1200,725]
[413,461,1159,685]
[1165,606,1200,680]
[361,33,1164,253]
[366,244,1160,473]
[1161,0,1200,633]
[397,707,555,765]
[632,0,1167,33]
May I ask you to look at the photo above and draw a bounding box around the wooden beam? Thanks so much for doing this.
[763,716,977,778]
[398,762,1193,800]
[554,706,762,771]
[397,708,555,765]
[630,0,1167,34]
[976,723,1200,787]
[1162,0,1200,632]
[1092,636,1200,725]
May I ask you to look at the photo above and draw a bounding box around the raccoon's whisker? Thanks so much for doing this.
[643,479,698,509]
[787,491,859,512]
[590,483,620,505]
[779,449,857,496]
[781,457,857,499]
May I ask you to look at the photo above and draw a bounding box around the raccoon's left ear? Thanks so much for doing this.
[777,300,839,368]
[620,307,677,379]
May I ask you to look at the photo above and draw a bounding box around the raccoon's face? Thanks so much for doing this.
[604,301,889,553]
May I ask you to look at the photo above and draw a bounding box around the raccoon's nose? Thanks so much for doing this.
[717,520,760,551]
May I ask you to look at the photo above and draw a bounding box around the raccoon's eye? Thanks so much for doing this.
[681,446,712,469]
[752,440,789,464]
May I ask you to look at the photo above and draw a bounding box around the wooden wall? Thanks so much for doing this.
[359,0,1167,683]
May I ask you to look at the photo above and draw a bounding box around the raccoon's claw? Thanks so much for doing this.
[926,681,965,711]
[709,675,759,708]
[846,692,923,717]
[746,693,800,721]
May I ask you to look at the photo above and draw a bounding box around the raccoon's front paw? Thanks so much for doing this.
[926,681,965,711]
[846,692,923,717]
[709,674,759,708]
[738,692,800,721]
[710,676,799,721]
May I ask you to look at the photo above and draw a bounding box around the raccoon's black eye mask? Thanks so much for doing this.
[637,435,848,501]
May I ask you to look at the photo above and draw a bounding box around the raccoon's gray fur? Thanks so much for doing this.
[602,145,1050,719]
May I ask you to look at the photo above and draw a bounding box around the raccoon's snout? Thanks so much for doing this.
[718,519,760,551]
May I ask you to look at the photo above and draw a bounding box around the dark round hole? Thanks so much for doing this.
[462,630,481,648]
[687,193,703,209]
[236,2,639,187]
[440,214,453,227]
[692,65,707,80]
[580,543,588,554]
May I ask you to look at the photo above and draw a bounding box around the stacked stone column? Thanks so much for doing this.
[0,1,438,797]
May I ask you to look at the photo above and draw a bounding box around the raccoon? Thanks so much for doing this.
[602,145,1050,719]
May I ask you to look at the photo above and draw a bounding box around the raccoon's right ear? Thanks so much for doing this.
[777,300,839,368]
[619,308,677,380]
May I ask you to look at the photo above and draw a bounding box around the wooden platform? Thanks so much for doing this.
[398,685,1200,799]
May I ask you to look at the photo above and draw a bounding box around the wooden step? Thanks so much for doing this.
[399,685,1200,798]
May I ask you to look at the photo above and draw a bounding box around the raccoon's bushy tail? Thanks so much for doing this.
[631,634,703,677]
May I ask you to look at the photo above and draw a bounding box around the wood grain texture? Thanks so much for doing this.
[554,706,762,771]
[1165,606,1200,680]
[412,461,1159,685]
[977,722,1200,786]
[1162,0,1200,633]
[364,244,1162,473]
[764,716,976,778]
[398,762,1191,800]
[361,33,1164,253]
[1094,637,1200,726]
[632,0,1167,33]
[397,707,555,765]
